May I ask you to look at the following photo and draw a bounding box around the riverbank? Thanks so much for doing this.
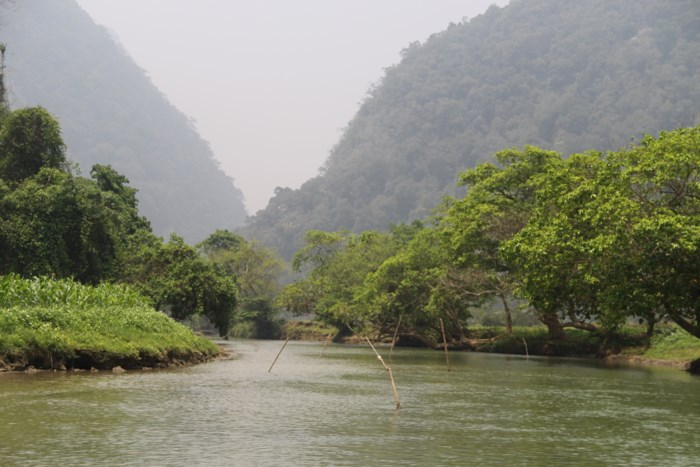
[281,321,700,374]
[0,276,222,373]
[0,305,222,372]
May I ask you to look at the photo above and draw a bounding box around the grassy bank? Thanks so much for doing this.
[459,325,700,369]
[0,275,220,371]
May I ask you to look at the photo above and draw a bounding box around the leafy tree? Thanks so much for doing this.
[120,234,238,337]
[358,226,471,344]
[0,163,148,284]
[0,107,67,182]
[198,230,285,338]
[0,43,8,121]
[501,152,611,334]
[594,127,700,337]
[443,146,564,337]
[278,230,401,334]
[503,126,700,339]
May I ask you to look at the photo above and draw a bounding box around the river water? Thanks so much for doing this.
[0,340,698,466]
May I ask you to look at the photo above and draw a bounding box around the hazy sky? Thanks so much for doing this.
[75,0,510,213]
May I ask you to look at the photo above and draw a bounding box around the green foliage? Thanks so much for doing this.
[281,320,339,341]
[278,229,405,332]
[358,227,458,341]
[504,126,700,339]
[121,234,239,337]
[243,0,700,259]
[198,229,285,338]
[0,107,67,183]
[645,326,700,362]
[0,273,150,309]
[280,126,700,348]
[0,163,150,283]
[0,275,218,365]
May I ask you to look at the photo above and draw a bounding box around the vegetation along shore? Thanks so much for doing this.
[0,275,221,372]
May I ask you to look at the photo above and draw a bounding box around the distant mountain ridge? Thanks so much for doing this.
[0,0,247,243]
[243,0,700,259]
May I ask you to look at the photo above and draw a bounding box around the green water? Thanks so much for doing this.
[0,340,698,466]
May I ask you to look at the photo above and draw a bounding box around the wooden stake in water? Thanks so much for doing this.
[439,318,451,372]
[268,337,290,373]
[319,332,333,357]
[521,336,529,360]
[388,313,403,363]
[365,337,401,410]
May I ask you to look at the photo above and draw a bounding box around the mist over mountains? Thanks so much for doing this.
[0,0,247,243]
[243,0,700,258]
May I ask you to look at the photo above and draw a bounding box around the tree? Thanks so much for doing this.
[503,126,700,339]
[501,152,610,334]
[278,229,401,334]
[0,107,67,183]
[443,146,564,337]
[120,234,238,336]
[0,165,148,283]
[594,127,700,337]
[198,230,285,338]
[358,226,473,344]
[0,43,8,121]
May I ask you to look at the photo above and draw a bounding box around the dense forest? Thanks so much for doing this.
[0,0,247,243]
[244,0,700,259]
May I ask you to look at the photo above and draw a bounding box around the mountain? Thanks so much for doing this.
[0,0,247,243]
[243,0,700,259]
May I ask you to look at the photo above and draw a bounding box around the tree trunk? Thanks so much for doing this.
[500,293,513,336]
[541,312,565,339]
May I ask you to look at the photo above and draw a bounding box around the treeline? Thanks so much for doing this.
[0,98,284,338]
[278,126,700,344]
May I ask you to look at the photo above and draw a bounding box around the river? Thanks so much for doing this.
[1,340,698,466]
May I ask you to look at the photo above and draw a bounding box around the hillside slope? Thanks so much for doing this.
[0,0,247,242]
[244,0,700,258]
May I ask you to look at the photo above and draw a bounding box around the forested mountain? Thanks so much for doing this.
[0,0,247,243]
[244,0,700,259]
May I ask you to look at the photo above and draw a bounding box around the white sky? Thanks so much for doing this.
[75,0,509,213]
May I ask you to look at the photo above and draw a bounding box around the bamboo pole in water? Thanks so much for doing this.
[439,318,451,372]
[365,337,401,410]
[521,336,529,360]
[388,313,403,363]
[268,337,290,373]
[319,332,333,357]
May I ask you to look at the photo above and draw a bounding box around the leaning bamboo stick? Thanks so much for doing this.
[365,336,401,410]
[319,332,333,357]
[388,313,403,363]
[268,337,290,373]
[439,318,451,372]
[521,336,529,360]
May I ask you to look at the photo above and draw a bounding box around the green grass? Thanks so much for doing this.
[642,326,700,362]
[0,275,220,370]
